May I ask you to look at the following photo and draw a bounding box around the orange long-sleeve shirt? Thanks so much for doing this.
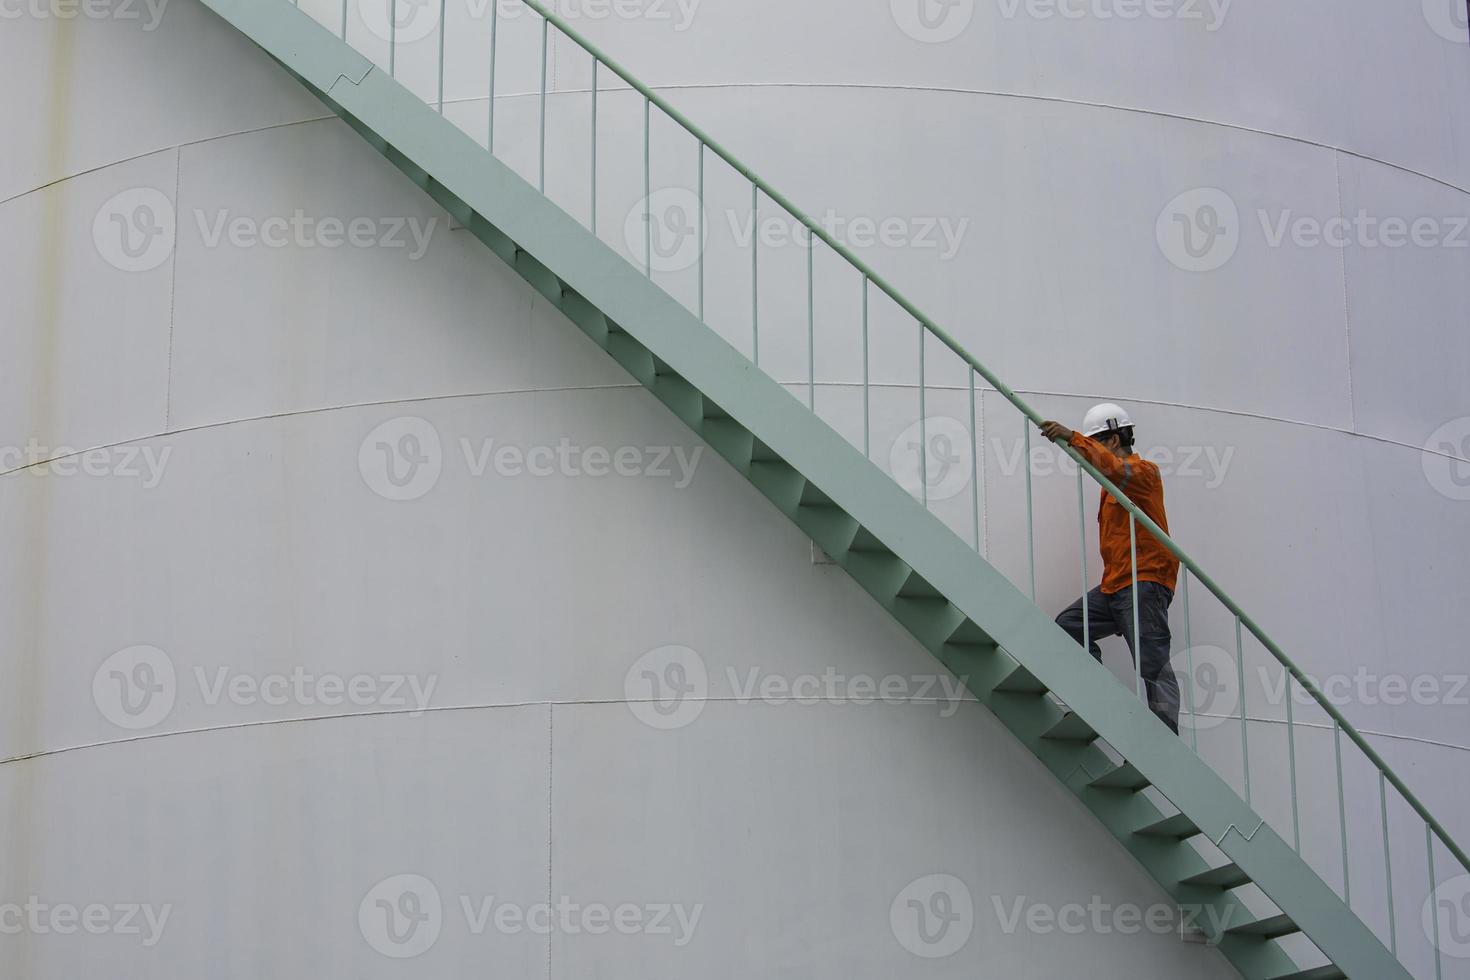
[1069,432,1179,595]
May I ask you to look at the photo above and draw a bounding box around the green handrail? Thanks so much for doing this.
[512,0,1469,885]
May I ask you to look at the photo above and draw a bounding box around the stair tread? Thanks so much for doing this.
[1268,968,1345,980]
[1227,912,1299,939]
[1041,712,1098,743]
[991,662,1047,694]
[1133,812,1200,839]
[1181,862,1251,890]
[1088,762,1150,791]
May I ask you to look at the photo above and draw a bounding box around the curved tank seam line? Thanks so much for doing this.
[0,113,341,211]
[1,696,1457,772]
[0,382,644,479]
[782,381,1469,464]
[3,379,1463,478]
[1189,711,1470,754]
[4,82,1467,211]
[0,695,985,767]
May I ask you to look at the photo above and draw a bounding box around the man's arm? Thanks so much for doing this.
[1039,421,1127,480]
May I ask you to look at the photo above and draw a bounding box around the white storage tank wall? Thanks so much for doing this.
[462,0,1470,934]
[0,2,1466,979]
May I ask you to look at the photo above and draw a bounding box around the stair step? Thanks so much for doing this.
[897,570,945,601]
[699,418,754,467]
[991,661,1047,695]
[1041,712,1098,743]
[751,438,782,463]
[945,618,990,648]
[798,482,836,508]
[1087,762,1150,792]
[1181,862,1251,890]
[1227,912,1299,940]
[1133,812,1200,840]
[847,527,888,554]
[1268,968,1345,980]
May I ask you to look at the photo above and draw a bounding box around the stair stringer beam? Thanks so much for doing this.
[190,4,1406,977]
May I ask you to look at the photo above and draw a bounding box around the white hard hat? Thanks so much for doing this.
[1082,403,1134,438]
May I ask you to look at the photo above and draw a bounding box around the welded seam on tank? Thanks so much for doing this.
[0,698,1465,771]
[6,82,1470,212]
[1,381,1466,482]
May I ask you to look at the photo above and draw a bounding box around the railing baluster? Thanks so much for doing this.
[807,230,815,410]
[969,372,979,551]
[1236,616,1249,804]
[1428,823,1443,980]
[1078,470,1089,656]
[1024,420,1035,601]
[1286,672,1300,851]
[696,141,704,320]
[589,62,597,234]
[861,277,869,459]
[340,0,347,39]
[642,96,650,275]
[1380,771,1396,955]
[751,184,759,366]
[1130,515,1142,703]
[918,325,927,508]
[1181,570,1196,751]
[486,0,497,153]
[388,0,396,76]
[538,17,548,192]
[1335,720,1350,904]
[436,0,446,113]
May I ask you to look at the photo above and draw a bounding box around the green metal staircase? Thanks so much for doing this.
[187,0,1467,975]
